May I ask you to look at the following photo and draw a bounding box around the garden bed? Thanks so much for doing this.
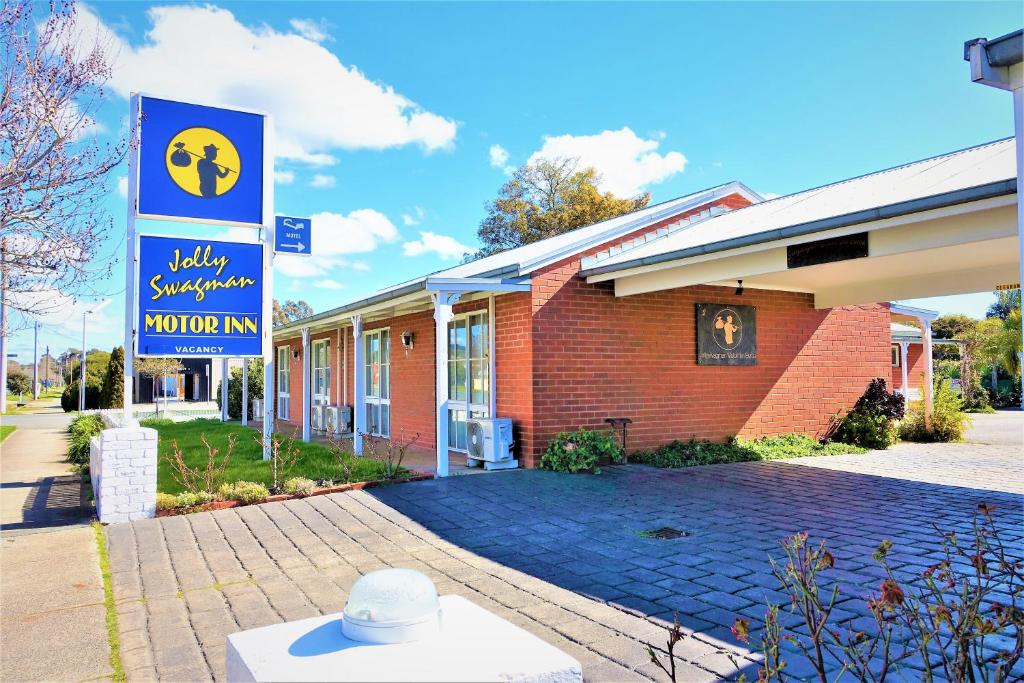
[630,433,867,469]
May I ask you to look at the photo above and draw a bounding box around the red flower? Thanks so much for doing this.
[731,618,751,644]
[879,579,904,608]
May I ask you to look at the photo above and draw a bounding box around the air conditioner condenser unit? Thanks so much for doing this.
[466,418,517,470]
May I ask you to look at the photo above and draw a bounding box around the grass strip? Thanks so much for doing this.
[92,522,126,683]
[0,425,15,442]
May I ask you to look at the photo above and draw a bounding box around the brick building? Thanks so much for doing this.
[272,139,1016,474]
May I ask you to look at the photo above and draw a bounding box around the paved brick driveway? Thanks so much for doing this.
[107,413,1022,682]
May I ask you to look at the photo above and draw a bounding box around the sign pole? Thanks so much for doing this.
[262,116,276,460]
[122,94,141,426]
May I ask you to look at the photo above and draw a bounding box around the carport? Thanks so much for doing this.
[580,138,1021,425]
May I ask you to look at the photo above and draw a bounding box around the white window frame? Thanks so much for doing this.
[312,338,331,406]
[363,328,390,437]
[276,345,291,420]
[447,310,491,452]
[891,344,900,368]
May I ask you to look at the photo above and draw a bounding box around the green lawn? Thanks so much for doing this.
[0,425,15,442]
[142,419,394,495]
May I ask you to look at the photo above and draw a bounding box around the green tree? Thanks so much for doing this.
[471,157,651,258]
[6,372,31,396]
[63,350,110,386]
[930,313,974,361]
[101,346,124,409]
[215,358,265,419]
[273,299,314,327]
[986,289,1021,320]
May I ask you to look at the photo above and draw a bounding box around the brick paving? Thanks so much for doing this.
[107,415,1023,682]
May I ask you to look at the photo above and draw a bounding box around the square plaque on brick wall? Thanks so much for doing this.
[696,303,757,365]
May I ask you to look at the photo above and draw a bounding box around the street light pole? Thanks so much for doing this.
[32,321,39,400]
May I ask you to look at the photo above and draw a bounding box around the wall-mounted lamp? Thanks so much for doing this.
[735,279,744,296]
[401,330,414,350]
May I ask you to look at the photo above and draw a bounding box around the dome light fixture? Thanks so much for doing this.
[342,568,442,644]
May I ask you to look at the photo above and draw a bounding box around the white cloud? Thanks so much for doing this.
[75,5,457,164]
[489,144,514,174]
[401,206,425,226]
[351,260,370,271]
[117,176,128,198]
[274,208,398,278]
[527,127,687,197]
[274,170,295,185]
[288,18,329,43]
[313,278,344,290]
[310,174,336,189]
[402,231,471,260]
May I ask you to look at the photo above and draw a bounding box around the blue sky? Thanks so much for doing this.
[7,0,1022,360]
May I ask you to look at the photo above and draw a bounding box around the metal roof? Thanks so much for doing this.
[579,138,1017,278]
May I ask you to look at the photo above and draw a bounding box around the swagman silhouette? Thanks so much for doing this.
[715,314,738,346]
[197,144,230,198]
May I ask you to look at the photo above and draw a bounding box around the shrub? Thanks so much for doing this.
[283,477,315,497]
[66,413,105,465]
[631,434,866,469]
[832,378,904,449]
[164,432,235,496]
[175,491,214,508]
[216,359,264,420]
[899,379,969,443]
[6,371,31,396]
[100,346,124,409]
[156,493,178,511]
[540,428,621,473]
[61,379,102,412]
[218,480,269,504]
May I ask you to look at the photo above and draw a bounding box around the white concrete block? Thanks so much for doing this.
[225,595,582,683]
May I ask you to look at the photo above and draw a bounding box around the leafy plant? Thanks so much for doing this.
[727,505,1022,682]
[100,346,124,410]
[216,358,264,419]
[832,378,904,449]
[283,477,315,497]
[6,371,31,396]
[163,432,235,495]
[61,379,102,412]
[217,481,269,504]
[66,413,105,465]
[631,434,864,469]
[540,428,621,473]
[155,493,178,512]
[899,379,969,443]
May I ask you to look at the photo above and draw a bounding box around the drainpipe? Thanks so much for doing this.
[965,30,1023,408]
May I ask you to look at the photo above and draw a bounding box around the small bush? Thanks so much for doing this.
[899,379,969,443]
[540,428,621,473]
[631,434,865,469]
[66,414,106,465]
[156,493,178,511]
[218,480,269,504]
[833,378,904,449]
[61,379,102,412]
[283,477,315,497]
[6,372,31,396]
[175,491,214,508]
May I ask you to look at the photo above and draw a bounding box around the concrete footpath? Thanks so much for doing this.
[1,406,114,682]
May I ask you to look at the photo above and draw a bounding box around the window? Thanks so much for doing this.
[364,329,390,437]
[312,339,331,406]
[277,346,290,419]
[447,311,489,451]
[891,344,900,368]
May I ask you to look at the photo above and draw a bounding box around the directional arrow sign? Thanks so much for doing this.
[274,216,311,256]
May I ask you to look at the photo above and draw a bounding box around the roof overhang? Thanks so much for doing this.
[581,183,1019,310]
[965,29,1024,91]
[273,276,530,337]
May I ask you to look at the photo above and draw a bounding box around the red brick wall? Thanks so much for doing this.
[891,343,925,393]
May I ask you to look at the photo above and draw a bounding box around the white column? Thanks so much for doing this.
[220,358,229,421]
[1014,85,1023,410]
[351,315,364,455]
[241,361,248,426]
[336,326,342,408]
[920,318,934,429]
[301,327,311,443]
[899,341,910,398]
[121,94,140,426]
[433,291,461,478]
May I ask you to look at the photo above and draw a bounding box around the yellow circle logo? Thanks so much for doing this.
[165,127,241,198]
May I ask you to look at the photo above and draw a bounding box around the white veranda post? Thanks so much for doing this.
[920,317,934,430]
[221,358,229,421]
[432,291,461,478]
[351,315,364,455]
[899,342,910,398]
[301,327,311,443]
[241,361,248,426]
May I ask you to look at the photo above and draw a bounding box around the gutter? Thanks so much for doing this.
[273,279,430,336]
[964,29,1024,68]
[579,179,1017,279]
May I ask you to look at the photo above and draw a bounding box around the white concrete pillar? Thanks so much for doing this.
[241,361,249,426]
[351,315,364,455]
[301,327,311,443]
[1014,85,1023,410]
[921,318,934,430]
[899,341,910,398]
[221,358,229,421]
[432,291,461,478]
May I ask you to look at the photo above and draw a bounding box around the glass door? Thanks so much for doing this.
[276,346,290,419]
[312,339,331,406]
[363,329,390,436]
[447,311,489,451]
